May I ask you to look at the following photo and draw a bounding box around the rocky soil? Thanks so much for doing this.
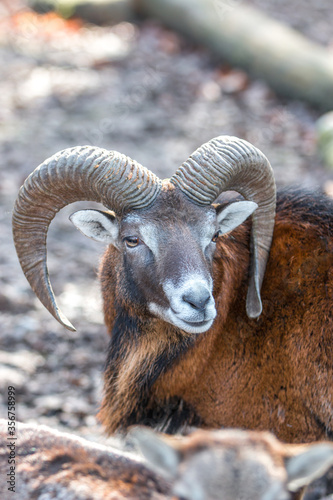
[0,0,332,479]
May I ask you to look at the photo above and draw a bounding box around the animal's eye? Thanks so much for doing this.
[124,236,139,248]
[212,231,220,243]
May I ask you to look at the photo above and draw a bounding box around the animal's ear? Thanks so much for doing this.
[285,443,333,492]
[130,427,181,479]
[216,201,258,235]
[69,209,119,245]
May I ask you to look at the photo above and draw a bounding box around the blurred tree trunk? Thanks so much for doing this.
[136,0,333,110]
[316,112,333,169]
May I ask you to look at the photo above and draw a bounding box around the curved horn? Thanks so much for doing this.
[170,136,276,319]
[13,146,162,331]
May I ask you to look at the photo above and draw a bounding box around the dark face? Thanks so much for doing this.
[70,186,257,333]
[117,192,219,333]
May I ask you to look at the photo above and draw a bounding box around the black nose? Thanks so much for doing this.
[182,287,211,311]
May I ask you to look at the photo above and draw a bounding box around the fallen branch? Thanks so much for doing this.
[316,112,333,169]
[30,0,333,109]
[136,0,333,110]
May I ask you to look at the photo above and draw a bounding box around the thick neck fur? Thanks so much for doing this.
[98,306,196,433]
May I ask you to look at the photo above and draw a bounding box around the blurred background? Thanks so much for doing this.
[0,0,333,444]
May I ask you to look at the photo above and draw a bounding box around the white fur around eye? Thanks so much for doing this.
[70,209,119,244]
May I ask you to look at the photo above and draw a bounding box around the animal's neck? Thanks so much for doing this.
[98,305,195,434]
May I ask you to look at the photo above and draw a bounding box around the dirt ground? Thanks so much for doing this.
[0,1,333,493]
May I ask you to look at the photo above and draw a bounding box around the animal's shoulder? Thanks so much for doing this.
[276,189,333,233]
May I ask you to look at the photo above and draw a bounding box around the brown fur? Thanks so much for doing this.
[98,190,332,443]
[132,427,333,500]
[2,420,332,500]
[0,419,169,500]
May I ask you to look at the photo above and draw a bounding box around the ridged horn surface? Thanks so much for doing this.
[170,135,276,318]
[12,146,162,331]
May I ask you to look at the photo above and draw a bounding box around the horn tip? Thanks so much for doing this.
[246,305,262,319]
[56,311,76,332]
[64,322,77,332]
[246,288,263,319]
